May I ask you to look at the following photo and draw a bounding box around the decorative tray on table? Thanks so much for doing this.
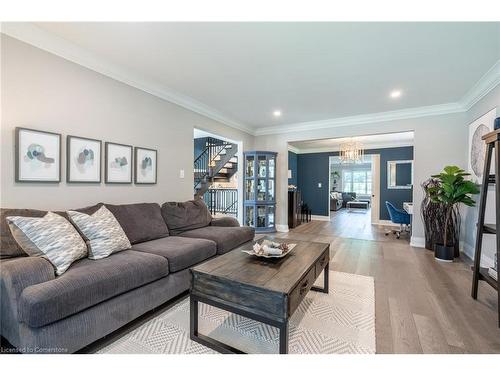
[242,240,297,259]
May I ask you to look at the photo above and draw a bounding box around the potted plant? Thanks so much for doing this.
[428,166,479,261]
[421,178,442,250]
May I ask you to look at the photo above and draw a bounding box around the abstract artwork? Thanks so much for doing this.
[16,127,61,182]
[105,142,133,184]
[134,147,157,184]
[67,136,101,183]
[468,108,497,183]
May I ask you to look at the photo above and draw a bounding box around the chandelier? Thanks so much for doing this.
[339,140,364,163]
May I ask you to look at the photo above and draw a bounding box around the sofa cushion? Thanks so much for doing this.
[103,203,170,244]
[1,208,47,259]
[18,250,169,328]
[132,236,216,272]
[1,204,101,260]
[179,226,255,255]
[161,199,212,235]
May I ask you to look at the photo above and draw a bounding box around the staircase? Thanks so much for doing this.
[194,138,238,215]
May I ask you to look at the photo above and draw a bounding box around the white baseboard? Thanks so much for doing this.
[410,236,426,248]
[276,224,289,233]
[462,241,495,266]
[311,215,331,222]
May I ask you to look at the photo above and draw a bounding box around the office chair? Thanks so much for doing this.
[385,201,411,239]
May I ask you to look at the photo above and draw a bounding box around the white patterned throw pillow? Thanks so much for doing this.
[6,212,88,275]
[67,205,131,260]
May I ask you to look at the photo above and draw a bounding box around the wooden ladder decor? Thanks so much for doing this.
[471,128,500,327]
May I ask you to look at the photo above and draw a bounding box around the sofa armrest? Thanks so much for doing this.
[1,257,55,328]
[210,217,240,227]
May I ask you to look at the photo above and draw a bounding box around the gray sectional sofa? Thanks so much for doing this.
[0,199,254,353]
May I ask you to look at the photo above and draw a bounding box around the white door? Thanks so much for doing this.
[371,154,381,224]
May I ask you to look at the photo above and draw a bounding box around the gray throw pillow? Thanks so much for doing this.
[68,205,131,260]
[6,212,88,275]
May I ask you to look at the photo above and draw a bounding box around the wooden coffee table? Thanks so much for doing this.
[189,236,330,354]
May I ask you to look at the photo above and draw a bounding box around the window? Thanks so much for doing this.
[342,169,372,195]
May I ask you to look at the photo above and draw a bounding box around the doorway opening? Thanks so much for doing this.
[287,131,414,242]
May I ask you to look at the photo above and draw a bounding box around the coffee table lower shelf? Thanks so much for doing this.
[189,262,329,354]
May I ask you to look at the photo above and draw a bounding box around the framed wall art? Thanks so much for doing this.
[468,107,497,183]
[105,142,133,184]
[15,127,61,182]
[67,135,102,183]
[134,147,157,184]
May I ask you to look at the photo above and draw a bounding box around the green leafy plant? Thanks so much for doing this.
[428,166,479,246]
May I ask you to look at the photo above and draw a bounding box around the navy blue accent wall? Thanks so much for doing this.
[297,146,413,219]
[378,147,414,220]
[194,137,207,160]
[288,151,298,186]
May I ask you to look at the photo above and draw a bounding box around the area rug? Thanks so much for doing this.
[98,271,375,354]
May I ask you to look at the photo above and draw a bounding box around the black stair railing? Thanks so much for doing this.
[203,188,238,216]
[194,137,233,189]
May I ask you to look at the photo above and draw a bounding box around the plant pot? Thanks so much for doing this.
[434,243,454,262]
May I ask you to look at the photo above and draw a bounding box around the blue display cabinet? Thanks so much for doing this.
[243,151,277,233]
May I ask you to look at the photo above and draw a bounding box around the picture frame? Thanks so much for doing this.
[134,147,157,184]
[15,127,61,183]
[105,142,133,184]
[67,135,102,183]
[467,107,497,184]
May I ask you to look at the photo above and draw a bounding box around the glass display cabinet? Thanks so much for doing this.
[243,151,277,233]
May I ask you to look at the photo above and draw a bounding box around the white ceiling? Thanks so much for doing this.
[5,22,500,134]
[289,131,414,152]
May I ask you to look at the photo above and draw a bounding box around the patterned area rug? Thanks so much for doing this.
[98,271,375,354]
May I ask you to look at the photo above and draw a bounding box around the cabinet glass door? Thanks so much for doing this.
[268,179,275,201]
[257,179,266,201]
[267,206,275,228]
[246,156,255,178]
[245,179,255,200]
[256,206,266,228]
[258,155,267,178]
[245,206,254,227]
[268,156,275,178]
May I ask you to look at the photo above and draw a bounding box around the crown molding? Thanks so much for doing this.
[287,145,301,154]
[0,22,256,135]
[254,102,464,136]
[291,141,414,154]
[459,59,500,111]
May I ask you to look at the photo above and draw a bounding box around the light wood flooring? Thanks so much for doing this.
[266,219,500,353]
[328,208,397,242]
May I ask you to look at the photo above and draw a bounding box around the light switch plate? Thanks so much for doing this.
[180,169,185,178]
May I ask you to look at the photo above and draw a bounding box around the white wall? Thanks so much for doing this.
[256,112,468,243]
[0,35,254,210]
[462,85,500,265]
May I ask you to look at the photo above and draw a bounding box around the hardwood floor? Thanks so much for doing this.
[266,219,500,353]
[327,207,406,242]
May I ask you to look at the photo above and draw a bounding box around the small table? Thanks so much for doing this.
[189,237,330,354]
[403,202,413,235]
[347,200,369,211]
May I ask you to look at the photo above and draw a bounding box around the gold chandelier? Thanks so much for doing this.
[339,139,364,163]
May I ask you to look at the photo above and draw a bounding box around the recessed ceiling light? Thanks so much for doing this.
[390,90,402,99]
[273,110,282,117]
